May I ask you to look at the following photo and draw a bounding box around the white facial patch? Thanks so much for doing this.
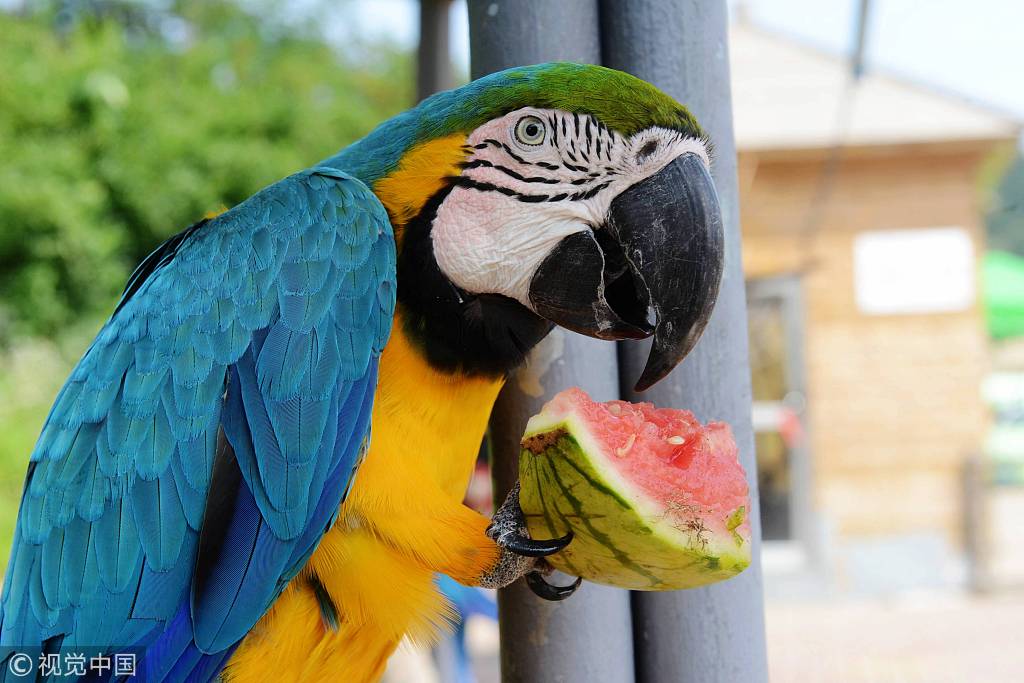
[431,107,710,309]
[432,190,585,306]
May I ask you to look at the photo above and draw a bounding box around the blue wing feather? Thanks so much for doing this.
[0,167,395,682]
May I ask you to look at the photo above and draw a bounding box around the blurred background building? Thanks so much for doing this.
[731,12,1024,680]
[2,1,1024,681]
[733,21,1019,596]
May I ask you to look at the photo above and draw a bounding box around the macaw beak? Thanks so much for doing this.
[528,153,724,392]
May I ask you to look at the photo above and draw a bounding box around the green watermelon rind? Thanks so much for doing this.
[519,410,751,591]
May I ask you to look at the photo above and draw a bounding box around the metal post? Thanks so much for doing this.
[417,0,455,101]
[600,2,769,682]
[851,0,873,79]
[468,3,635,682]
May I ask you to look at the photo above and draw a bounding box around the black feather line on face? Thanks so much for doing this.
[396,186,552,378]
[468,112,616,199]
[462,158,561,184]
[451,176,604,204]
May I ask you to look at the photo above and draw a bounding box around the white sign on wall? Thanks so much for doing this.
[854,227,975,315]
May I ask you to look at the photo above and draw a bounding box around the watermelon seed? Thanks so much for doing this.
[615,434,636,457]
[608,403,622,416]
[666,436,685,445]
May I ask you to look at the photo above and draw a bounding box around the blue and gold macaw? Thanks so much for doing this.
[0,63,723,681]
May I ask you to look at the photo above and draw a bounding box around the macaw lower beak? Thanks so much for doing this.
[528,153,724,392]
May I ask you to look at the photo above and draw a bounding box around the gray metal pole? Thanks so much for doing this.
[468,3,635,682]
[600,2,770,682]
[469,0,600,76]
[851,0,873,79]
[417,0,455,101]
[487,333,635,683]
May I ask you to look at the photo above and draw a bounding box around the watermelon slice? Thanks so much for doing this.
[519,387,751,591]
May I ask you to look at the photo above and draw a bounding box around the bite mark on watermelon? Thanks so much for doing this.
[519,388,752,591]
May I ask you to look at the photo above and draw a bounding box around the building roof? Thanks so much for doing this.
[729,24,1020,152]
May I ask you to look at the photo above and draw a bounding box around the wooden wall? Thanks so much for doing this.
[739,143,997,546]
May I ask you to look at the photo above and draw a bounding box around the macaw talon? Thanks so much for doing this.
[525,570,582,601]
[502,529,573,558]
[487,481,572,558]
[479,481,577,590]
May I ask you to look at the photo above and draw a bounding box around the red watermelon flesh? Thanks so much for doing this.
[520,387,751,590]
[550,388,749,532]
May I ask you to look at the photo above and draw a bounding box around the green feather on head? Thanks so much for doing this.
[331,62,706,183]
[435,62,705,139]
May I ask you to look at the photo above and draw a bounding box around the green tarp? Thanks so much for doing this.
[985,251,1024,340]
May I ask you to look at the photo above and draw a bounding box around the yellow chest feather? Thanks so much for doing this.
[367,321,503,497]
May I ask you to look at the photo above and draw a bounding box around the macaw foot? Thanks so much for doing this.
[481,482,582,601]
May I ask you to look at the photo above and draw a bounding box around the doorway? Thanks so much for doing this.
[747,276,816,564]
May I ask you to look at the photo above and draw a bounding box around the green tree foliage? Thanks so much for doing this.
[0,1,412,342]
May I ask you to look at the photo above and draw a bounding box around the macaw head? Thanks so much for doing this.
[334,62,723,391]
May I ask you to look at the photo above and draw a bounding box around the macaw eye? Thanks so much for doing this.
[514,116,546,146]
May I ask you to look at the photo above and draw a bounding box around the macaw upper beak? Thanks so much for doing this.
[528,153,724,392]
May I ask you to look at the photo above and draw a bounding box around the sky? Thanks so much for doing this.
[739,0,1024,119]
[339,0,1024,120]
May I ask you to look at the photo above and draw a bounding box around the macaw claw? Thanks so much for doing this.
[478,481,579,595]
[501,529,573,558]
[526,568,582,601]
[486,481,571,558]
